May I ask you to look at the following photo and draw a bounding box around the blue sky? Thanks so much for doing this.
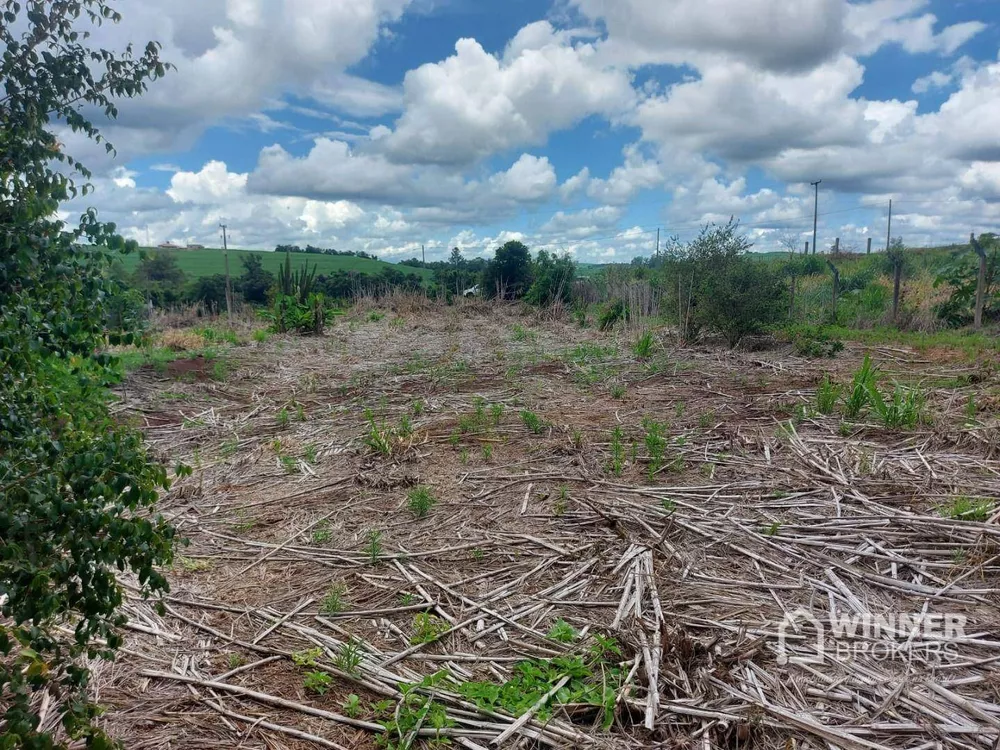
[64,0,1000,262]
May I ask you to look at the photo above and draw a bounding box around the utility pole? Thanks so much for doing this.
[810,180,822,255]
[422,244,425,264]
[220,223,233,318]
[867,237,872,255]
[655,228,660,257]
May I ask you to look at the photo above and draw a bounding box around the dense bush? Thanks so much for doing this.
[934,235,1000,327]
[525,250,575,306]
[0,2,177,745]
[187,273,230,309]
[238,253,276,304]
[132,251,187,306]
[696,254,789,347]
[786,325,845,358]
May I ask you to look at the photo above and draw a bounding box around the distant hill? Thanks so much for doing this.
[118,248,435,282]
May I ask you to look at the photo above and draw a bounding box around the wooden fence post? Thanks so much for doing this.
[826,260,839,322]
[867,238,872,254]
[971,233,987,330]
[804,241,810,255]
[834,237,840,254]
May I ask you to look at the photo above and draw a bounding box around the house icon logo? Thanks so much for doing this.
[777,608,825,665]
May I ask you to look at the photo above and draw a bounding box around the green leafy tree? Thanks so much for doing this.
[0,2,177,746]
[237,253,275,304]
[187,273,230,309]
[483,240,533,299]
[132,251,186,306]
[525,250,576,306]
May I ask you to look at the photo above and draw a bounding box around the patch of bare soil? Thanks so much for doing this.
[100,306,1000,749]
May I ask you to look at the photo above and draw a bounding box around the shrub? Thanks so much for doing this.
[407,486,437,518]
[789,325,844,358]
[598,299,628,331]
[632,330,655,359]
[816,376,841,415]
[521,410,544,434]
[525,250,576,306]
[695,255,789,347]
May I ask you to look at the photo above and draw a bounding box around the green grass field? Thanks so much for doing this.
[117,248,434,282]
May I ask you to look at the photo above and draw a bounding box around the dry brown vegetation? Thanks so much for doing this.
[99,304,1000,749]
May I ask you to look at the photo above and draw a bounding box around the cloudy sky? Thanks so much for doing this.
[62,0,1000,262]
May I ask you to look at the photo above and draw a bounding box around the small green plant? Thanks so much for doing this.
[407,486,437,519]
[303,671,333,695]
[816,375,842,415]
[398,413,413,438]
[281,455,298,474]
[471,547,484,561]
[221,438,239,458]
[304,443,318,464]
[377,673,455,748]
[448,429,461,446]
[571,428,583,450]
[490,402,505,425]
[952,548,967,564]
[364,529,383,564]
[459,447,469,464]
[311,521,332,545]
[867,382,924,429]
[226,653,245,669]
[939,496,994,522]
[232,508,256,532]
[698,411,714,429]
[252,328,271,343]
[661,498,677,514]
[763,521,781,537]
[632,330,655,359]
[276,408,290,428]
[296,403,306,422]
[512,324,537,342]
[610,383,626,400]
[674,402,686,418]
[343,694,362,718]
[609,426,626,476]
[964,395,977,424]
[411,613,449,645]
[368,311,385,322]
[292,648,323,667]
[598,298,627,330]
[554,485,568,516]
[547,619,578,643]
[790,325,844,358]
[411,399,425,416]
[399,592,417,606]
[176,556,210,573]
[642,418,668,479]
[211,359,228,381]
[481,444,493,461]
[321,582,348,614]
[521,410,544,434]
[844,354,878,419]
[335,639,364,676]
[363,410,396,456]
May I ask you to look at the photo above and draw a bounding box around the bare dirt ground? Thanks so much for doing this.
[100,303,1000,749]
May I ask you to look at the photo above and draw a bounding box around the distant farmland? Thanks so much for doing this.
[117,248,435,282]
